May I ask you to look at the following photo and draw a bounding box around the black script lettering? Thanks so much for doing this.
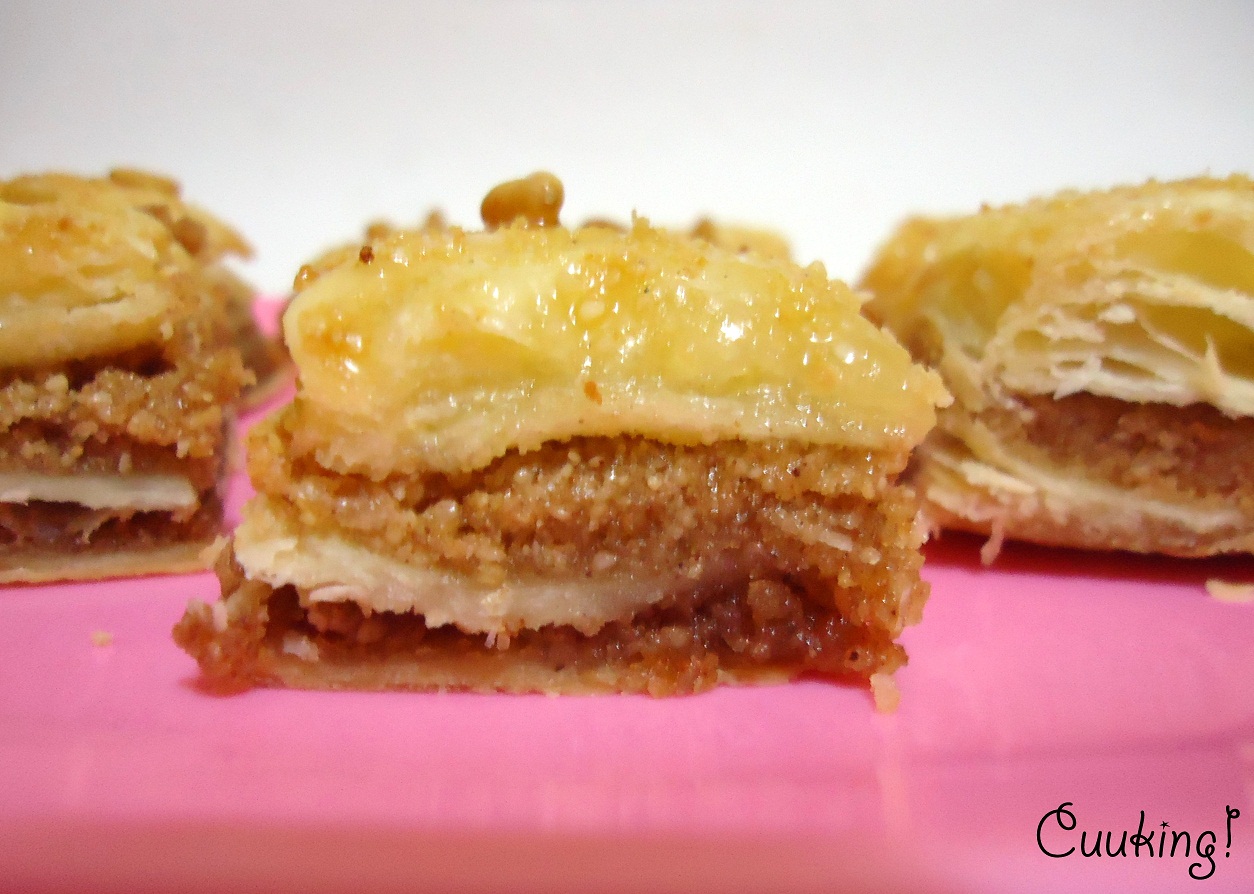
[1191,831,1218,881]
[1129,811,1155,857]
[1037,802,1077,858]
[1035,803,1237,880]
[1105,830,1128,858]
[1080,831,1102,857]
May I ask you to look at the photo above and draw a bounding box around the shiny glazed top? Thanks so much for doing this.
[283,182,948,476]
[0,169,250,368]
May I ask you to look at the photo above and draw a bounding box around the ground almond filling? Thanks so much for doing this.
[176,428,929,694]
[0,430,221,496]
[248,419,910,576]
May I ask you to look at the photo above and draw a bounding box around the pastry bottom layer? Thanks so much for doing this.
[0,495,223,583]
[917,392,1254,556]
[177,520,919,696]
[177,435,929,695]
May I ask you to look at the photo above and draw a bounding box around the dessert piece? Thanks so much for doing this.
[861,175,1254,557]
[176,173,949,695]
[0,170,253,582]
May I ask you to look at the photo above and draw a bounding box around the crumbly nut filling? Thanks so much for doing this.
[0,322,245,512]
[0,351,245,466]
[1009,392,1254,503]
[249,415,910,582]
[274,568,903,696]
[177,431,928,695]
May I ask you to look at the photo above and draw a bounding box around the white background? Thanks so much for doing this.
[2,0,1252,293]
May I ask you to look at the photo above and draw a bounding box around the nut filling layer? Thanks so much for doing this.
[176,434,928,695]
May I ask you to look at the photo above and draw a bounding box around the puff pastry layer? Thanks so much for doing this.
[861,175,1254,556]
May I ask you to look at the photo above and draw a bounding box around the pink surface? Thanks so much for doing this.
[3,323,1254,892]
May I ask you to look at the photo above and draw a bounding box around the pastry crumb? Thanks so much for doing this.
[199,535,230,567]
[979,522,1006,565]
[281,631,320,662]
[1206,579,1254,603]
[90,630,114,647]
[210,600,230,632]
[870,672,901,713]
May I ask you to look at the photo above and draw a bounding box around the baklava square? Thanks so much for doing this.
[176,174,948,695]
[0,169,256,582]
[861,175,1254,557]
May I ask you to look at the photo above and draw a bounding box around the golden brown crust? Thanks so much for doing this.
[282,208,947,478]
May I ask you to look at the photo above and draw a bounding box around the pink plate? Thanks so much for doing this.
[2,308,1252,892]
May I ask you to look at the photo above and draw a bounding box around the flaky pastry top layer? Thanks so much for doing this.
[0,169,250,368]
[861,175,1254,418]
[282,189,948,476]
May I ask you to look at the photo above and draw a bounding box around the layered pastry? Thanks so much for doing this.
[0,169,255,582]
[861,175,1254,558]
[176,173,949,695]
